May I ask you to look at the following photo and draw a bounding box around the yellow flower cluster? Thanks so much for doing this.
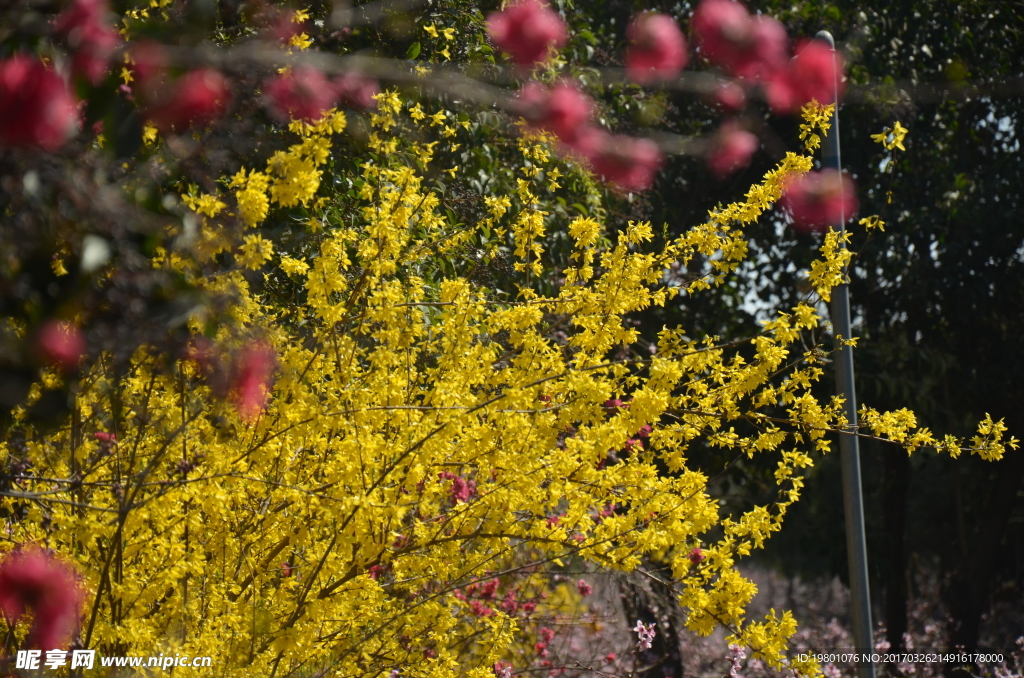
[871,121,909,151]
[3,84,1013,678]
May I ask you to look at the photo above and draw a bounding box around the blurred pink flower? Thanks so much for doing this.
[37,320,86,372]
[470,600,493,616]
[713,81,746,110]
[583,131,663,192]
[517,81,594,148]
[54,0,121,84]
[486,0,567,66]
[780,169,857,232]
[265,67,337,122]
[789,40,844,106]
[333,72,379,110]
[145,68,232,133]
[231,340,276,422]
[693,1,789,78]
[0,56,79,151]
[575,579,593,596]
[734,15,789,79]
[760,40,845,113]
[688,547,705,564]
[127,40,168,85]
[625,13,688,84]
[691,0,751,67]
[450,476,476,504]
[706,121,759,178]
[0,548,84,650]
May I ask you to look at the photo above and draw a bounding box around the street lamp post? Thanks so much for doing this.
[815,29,877,678]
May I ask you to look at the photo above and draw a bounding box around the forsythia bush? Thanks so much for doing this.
[0,0,1016,677]
[3,100,1015,677]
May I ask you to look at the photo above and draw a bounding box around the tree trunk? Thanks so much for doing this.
[945,414,1024,660]
[882,447,910,652]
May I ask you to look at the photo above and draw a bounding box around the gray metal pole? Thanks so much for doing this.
[815,30,877,678]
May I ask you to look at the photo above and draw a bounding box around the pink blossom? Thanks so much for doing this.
[0,56,78,150]
[688,547,705,565]
[691,0,752,69]
[734,15,789,79]
[333,72,379,111]
[0,548,84,650]
[780,169,857,232]
[450,476,476,504]
[760,40,844,114]
[144,68,232,133]
[633,620,656,651]
[605,653,617,662]
[517,81,594,148]
[539,626,555,642]
[728,644,747,678]
[533,641,549,657]
[692,1,788,80]
[37,320,86,372]
[584,131,663,192]
[265,67,337,122]
[713,81,746,110]
[486,0,567,66]
[185,335,217,370]
[500,590,519,613]
[54,0,121,84]
[788,40,844,106]
[625,13,688,84]
[575,579,593,596]
[93,432,116,443]
[470,600,493,616]
[230,340,276,422]
[127,40,168,85]
[480,579,499,599]
[706,121,759,178]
